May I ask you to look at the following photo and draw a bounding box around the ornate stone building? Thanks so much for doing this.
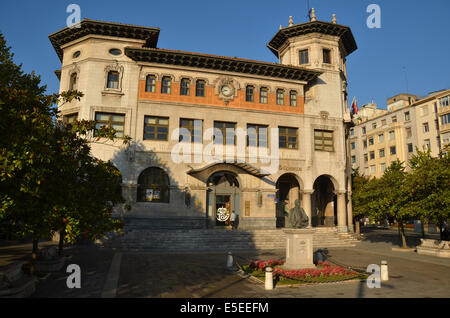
[49,10,357,232]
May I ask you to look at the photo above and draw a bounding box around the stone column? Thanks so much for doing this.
[301,190,313,228]
[347,191,354,232]
[336,190,347,233]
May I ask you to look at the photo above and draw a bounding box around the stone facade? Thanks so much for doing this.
[50,14,357,232]
[351,89,450,178]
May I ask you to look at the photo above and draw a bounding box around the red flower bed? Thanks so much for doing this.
[246,259,358,280]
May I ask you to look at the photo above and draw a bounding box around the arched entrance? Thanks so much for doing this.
[276,174,300,228]
[206,171,241,228]
[312,175,337,227]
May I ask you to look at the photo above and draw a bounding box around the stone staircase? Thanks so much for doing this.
[103,226,359,251]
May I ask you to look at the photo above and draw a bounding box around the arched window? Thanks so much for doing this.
[161,76,171,94]
[196,80,205,97]
[260,87,268,104]
[69,73,78,91]
[180,78,190,96]
[145,75,156,92]
[276,89,284,105]
[246,85,254,102]
[290,91,297,107]
[107,71,120,89]
[138,167,170,203]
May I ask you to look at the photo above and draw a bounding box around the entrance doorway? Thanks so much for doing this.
[312,175,337,227]
[276,174,300,228]
[206,171,240,228]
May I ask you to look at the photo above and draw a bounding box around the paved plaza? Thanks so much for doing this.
[1,228,449,298]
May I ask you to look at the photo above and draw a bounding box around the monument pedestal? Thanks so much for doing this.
[283,229,315,270]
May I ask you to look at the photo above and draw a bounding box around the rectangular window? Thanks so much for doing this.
[392,116,397,123]
[364,154,368,162]
[314,130,334,152]
[161,76,171,94]
[408,143,414,153]
[369,137,374,146]
[196,80,205,97]
[370,151,375,160]
[180,78,190,96]
[351,155,356,164]
[247,124,268,148]
[378,133,384,143]
[405,111,411,121]
[323,49,331,64]
[439,95,450,107]
[379,148,385,158]
[351,142,355,150]
[363,140,367,148]
[381,119,387,126]
[390,146,396,155]
[350,128,354,136]
[389,130,395,140]
[290,91,297,107]
[406,127,412,138]
[214,121,236,145]
[423,122,429,133]
[179,118,202,143]
[145,75,156,92]
[95,112,125,138]
[380,163,386,173]
[260,88,268,104]
[372,123,377,129]
[107,71,119,89]
[246,86,254,102]
[276,89,284,105]
[299,49,309,65]
[441,113,450,125]
[63,113,78,126]
[144,116,169,141]
[362,127,366,135]
[424,139,431,150]
[279,127,298,149]
[370,165,376,174]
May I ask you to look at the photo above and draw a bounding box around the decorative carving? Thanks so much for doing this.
[215,76,239,103]
[320,111,329,120]
[104,60,124,91]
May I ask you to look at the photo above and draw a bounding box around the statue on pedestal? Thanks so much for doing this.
[287,199,309,229]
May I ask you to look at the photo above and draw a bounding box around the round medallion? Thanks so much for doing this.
[216,207,230,222]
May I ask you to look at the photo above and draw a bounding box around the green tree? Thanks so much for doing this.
[0,31,127,261]
[404,148,450,240]
[351,168,370,235]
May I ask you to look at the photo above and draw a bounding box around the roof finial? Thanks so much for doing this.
[289,16,294,27]
[310,8,317,21]
[332,14,337,24]
[279,25,283,30]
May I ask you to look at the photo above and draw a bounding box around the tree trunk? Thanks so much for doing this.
[420,219,425,239]
[399,221,407,248]
[58,226,65,256]
[31,236,39,260]
[355,218,360,236]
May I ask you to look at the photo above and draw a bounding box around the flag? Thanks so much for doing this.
[351,97,358,115]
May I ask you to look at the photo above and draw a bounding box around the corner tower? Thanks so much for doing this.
[267,9,357,119]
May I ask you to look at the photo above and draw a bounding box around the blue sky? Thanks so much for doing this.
[1,0,449,109]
